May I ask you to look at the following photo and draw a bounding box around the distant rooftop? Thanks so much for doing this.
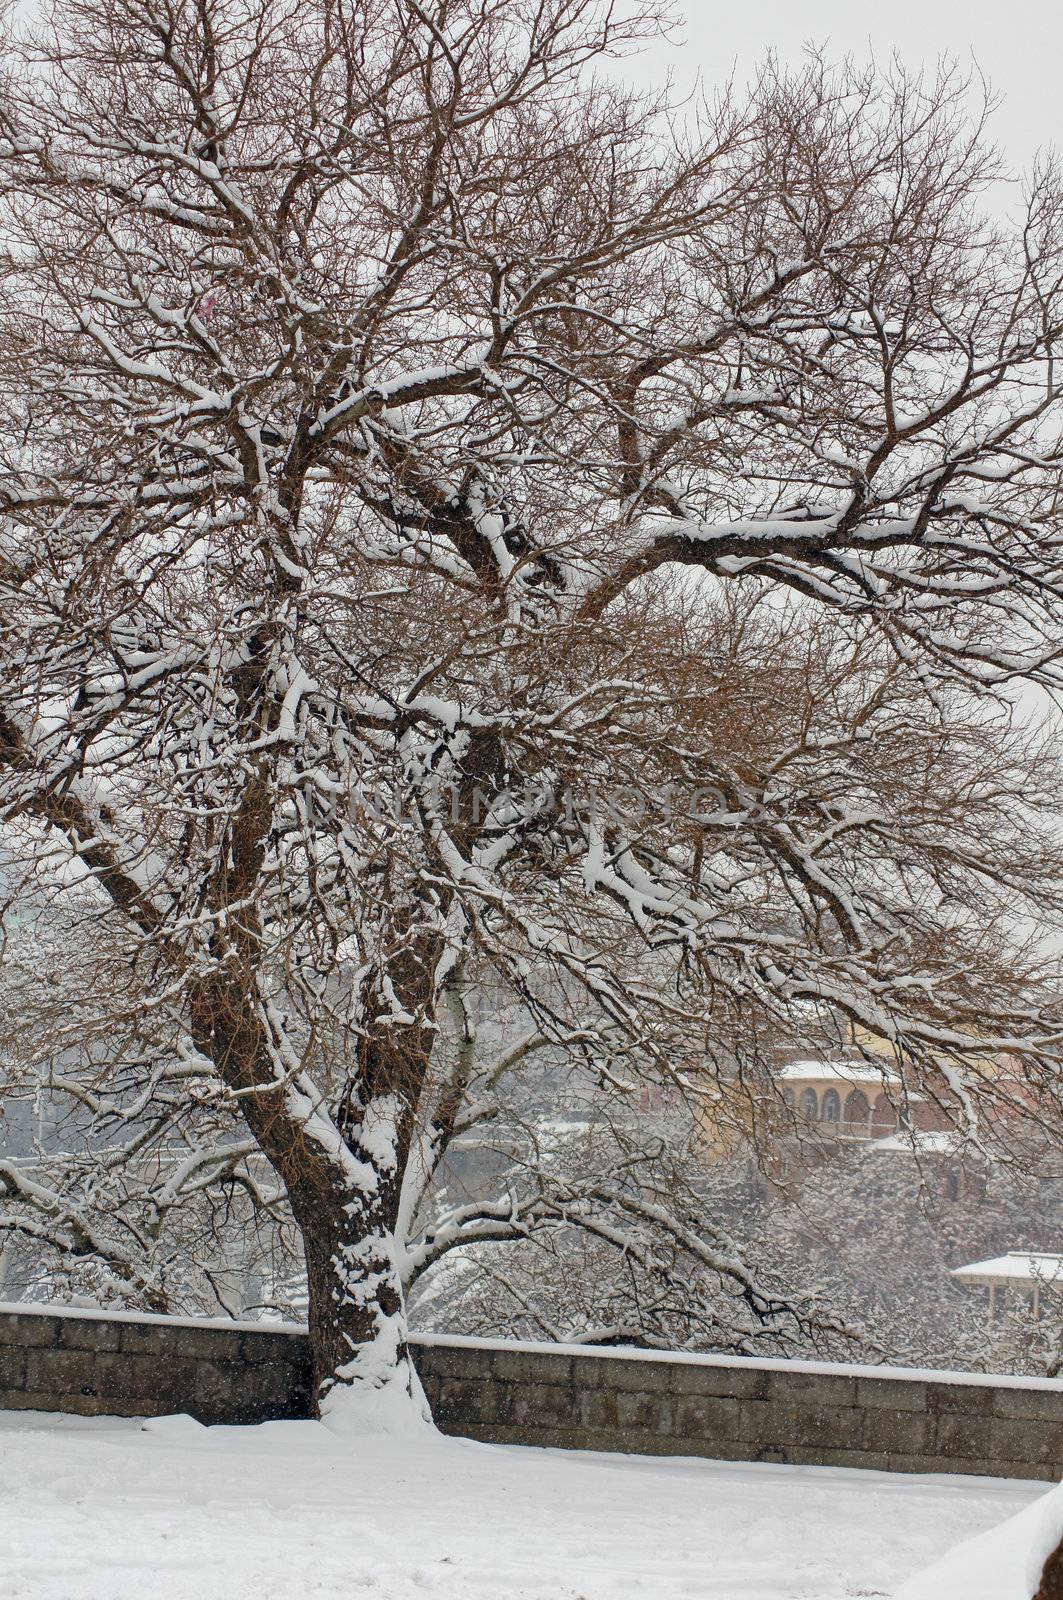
[952,1252,1063,1284]
[777,1059,903,1087]
[867,1130,963,1156]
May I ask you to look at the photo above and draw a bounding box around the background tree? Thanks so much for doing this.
[704,1138,1063,1376]
[2,0,1063,1421]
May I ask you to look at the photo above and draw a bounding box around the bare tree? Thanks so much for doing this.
[704,1137,1063,1376]
[2,0,1063,1422]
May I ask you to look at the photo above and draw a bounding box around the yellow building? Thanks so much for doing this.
[776,1058,919,1140]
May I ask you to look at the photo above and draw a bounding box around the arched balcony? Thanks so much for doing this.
[871,1093,898,1136]
[842,1089,871,1136]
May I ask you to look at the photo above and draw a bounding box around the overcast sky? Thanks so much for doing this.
[632,0,1061,181]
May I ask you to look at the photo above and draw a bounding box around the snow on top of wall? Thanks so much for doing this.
[2,1302,1063,1393]
[0,1300,309,1337]
[410,1330,1063,1393]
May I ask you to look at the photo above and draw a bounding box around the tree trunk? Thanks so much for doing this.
[1034,1534,1063,1600]
[191,1002,432,1425]
[191,959,436,1427]
[284,1099,432,1431]
[287,958,439,1426]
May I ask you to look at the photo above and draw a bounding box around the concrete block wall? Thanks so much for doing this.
[0,1303,312,1424]
[1,1304,1062,1480]
[416,1336,1063,1481]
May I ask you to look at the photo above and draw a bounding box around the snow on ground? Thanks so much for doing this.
[896,1477,1063,1600]
[0,1408,1046,1600]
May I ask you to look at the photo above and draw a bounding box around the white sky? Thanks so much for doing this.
[11,0,1058,177]
[633,0,1062,180]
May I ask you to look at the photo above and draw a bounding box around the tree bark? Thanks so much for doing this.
[295,1169,428,1428]
[1034,1534,1063,1600]
[189,960,432,1422]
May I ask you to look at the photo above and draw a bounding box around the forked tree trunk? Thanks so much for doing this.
[192,906,438,1425]
[194,974,433,1428]
[285,957,440,1425]
[295,1173,429,1429]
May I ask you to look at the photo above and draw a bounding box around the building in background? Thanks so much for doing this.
[952,1251,1063,1323]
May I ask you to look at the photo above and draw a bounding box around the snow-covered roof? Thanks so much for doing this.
[777,1059,902,1087]
[533,1117,592,1137]
[867,1131,963,1155]
[951,1251,1063,1285]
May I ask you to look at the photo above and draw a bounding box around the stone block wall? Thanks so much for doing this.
[0,1303,312,1424]
[2,1304,1062,1480]
[415,1336,1063,1481]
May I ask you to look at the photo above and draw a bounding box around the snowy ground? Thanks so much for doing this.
[0,1408,1047,1600]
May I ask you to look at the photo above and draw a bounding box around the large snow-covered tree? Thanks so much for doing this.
[3,0,1063,1421]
